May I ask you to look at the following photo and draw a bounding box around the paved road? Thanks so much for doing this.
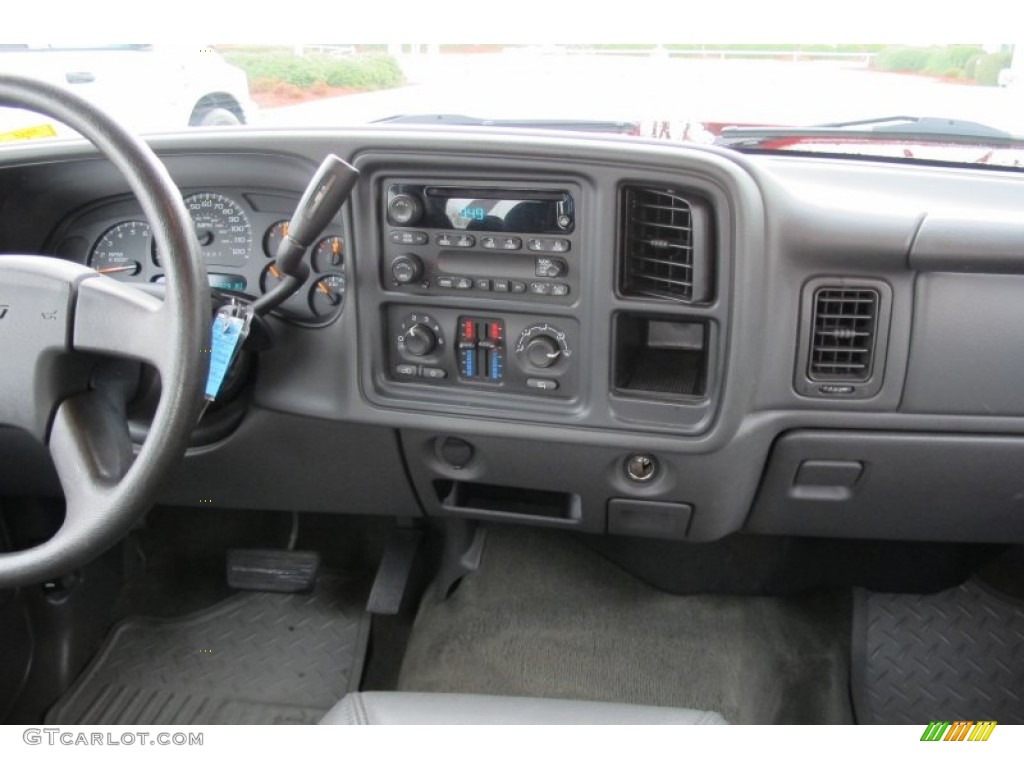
[259,53,1024,135]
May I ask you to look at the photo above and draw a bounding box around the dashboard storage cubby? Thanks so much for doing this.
[435,481,580,522]
[613,314,707,398]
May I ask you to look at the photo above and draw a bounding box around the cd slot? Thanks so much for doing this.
[424,186,567,201]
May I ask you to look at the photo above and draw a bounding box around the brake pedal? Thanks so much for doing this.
[227,549,320,593]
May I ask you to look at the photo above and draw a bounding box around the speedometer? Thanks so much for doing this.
[153,193,252,267]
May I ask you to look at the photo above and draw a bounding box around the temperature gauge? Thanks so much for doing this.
[308,273,346,317]
[312,235,344,272]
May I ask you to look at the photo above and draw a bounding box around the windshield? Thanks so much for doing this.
[2,41,1023,168]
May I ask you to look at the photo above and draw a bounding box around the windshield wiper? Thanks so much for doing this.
[374,114,639,135]
[717,116,1024,149]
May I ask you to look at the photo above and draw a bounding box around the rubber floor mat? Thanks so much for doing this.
[46,575,369,725]
[854,579,1024,724]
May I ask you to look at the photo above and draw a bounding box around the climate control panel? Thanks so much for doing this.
[385,305,578,398]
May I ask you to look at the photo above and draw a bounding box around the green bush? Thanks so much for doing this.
[923,45,984,75]
[874,46,932,72]
[224,51,404,91]
[975,51,1012,86]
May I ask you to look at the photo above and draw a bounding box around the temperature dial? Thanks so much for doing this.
[516,323,571,370]
[397,314,444,358]
[525,335,561,368]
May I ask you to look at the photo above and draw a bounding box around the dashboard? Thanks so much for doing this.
[4,128,1024,547]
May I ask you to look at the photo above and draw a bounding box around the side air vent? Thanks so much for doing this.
[808,288,879,382]
[796,279,892,400]
[620,186,711,303]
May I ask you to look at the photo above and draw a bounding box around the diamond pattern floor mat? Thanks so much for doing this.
[853,579,1024,724]
[46,575,369,725]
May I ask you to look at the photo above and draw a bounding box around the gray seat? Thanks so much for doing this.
[320,692,727,725]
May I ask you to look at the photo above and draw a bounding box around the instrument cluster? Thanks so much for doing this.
[52,188,347,323]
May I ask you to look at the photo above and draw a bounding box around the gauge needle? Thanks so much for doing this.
[96,264,137,275]
[317,280,341,305]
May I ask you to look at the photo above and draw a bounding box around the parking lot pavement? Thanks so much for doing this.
[258,53,1024,136]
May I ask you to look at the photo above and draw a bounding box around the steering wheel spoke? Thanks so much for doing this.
[49,390,133,519]
[73,275,172,374]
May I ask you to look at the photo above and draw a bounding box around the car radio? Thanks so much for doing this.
[380,182,580,303]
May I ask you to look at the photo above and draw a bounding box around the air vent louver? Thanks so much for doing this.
[621,186,709,303]
[808,288,879,382]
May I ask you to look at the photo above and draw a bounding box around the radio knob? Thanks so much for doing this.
[525,335,561,368]
[391,253,423,284]
[404,324,437,357]
[388,193,423,226]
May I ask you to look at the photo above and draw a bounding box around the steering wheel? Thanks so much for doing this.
[0,75,210,587]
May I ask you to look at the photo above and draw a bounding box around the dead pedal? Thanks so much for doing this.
[227,549,320,593]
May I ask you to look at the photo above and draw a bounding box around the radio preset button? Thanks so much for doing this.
[436,233,474,247]
[475,278,491,291]
[527,238,571,253]
[510,281,527,294]
[390,230,428,245]
[454,277,473,290]
[481,236,522,251]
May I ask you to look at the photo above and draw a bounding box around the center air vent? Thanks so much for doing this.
[808,287,879,382]
[620,186,711,303]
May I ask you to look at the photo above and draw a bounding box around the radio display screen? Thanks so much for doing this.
[391,185,574,234]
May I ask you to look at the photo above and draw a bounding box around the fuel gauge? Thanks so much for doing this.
[312,235,344,272]
[309,272,346,317]
[263,220,291,258]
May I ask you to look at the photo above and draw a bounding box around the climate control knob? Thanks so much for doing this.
[391,253,423,284]
[403,324,437,357]
[524,335,561,368]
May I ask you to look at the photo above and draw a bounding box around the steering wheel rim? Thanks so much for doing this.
[0,74,210,587]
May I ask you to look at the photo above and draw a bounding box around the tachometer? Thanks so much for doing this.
[153,193,252,267]
[89,221,149,280]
